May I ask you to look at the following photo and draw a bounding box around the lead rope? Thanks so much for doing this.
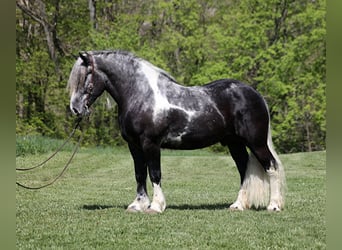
[16,117,83,190]
[16,117,82,172]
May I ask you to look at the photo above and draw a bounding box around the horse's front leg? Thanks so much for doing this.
[126,144,151,213]
[144,142,166,214]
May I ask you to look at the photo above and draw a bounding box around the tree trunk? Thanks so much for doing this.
[16,0,63,72]
[89,0,97,30]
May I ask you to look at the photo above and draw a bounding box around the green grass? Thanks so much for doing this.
[16,135,76,157]
[16,147,326,249]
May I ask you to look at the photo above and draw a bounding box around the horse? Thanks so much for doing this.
[67,50,285,213]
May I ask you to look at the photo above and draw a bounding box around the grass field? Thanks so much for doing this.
[16,146,326,249]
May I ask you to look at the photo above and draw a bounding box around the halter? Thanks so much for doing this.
[84,53,96,112]
[88,53,95,82]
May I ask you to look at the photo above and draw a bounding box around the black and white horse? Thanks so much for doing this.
[68,50,285,213]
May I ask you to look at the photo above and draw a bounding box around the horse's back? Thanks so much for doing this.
[202,79,270,141]
[202,79,260,98]
[202,79,268,117]
[159,79,269,149]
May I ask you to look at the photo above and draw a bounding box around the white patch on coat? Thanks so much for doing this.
[140,61,196,122]
[164,130,189,146]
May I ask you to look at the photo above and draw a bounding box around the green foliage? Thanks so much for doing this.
[16,0,326,153]
[16,135,75,156]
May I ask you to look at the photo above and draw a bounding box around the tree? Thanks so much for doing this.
[16,0,326,153]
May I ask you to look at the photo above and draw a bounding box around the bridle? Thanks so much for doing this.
[16,117,83,190]
[83,53,109,114]
[84,53,96,112]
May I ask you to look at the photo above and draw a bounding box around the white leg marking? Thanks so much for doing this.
[266,124,286,211]
[229,188,248,211]
[267,167,283,212]
[243,153,270,209]
[230,152,270,211]
[147,183,166,213]
[127,194,151,213]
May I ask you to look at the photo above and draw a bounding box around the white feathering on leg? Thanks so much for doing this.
[229,188,248,211]
[127,194,151,212]
[147,183,166,213]
[242,152,270,209]
[266,124,286,211]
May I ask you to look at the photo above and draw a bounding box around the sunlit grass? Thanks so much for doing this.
[16,147,326,249]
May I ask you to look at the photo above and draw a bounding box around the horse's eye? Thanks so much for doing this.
[86,83,94,94]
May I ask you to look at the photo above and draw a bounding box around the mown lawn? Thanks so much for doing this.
[16,147,326,249]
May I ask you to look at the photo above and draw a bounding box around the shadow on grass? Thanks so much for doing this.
[167,203,230,210]
[81,203,266,211]
[81,204,124,210]
[81,203,230,211]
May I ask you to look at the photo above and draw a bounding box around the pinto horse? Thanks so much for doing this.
[67,50,285,213]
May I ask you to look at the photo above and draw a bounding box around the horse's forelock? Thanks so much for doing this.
[67,58,87,95]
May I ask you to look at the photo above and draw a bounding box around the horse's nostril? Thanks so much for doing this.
[72,108,79,115]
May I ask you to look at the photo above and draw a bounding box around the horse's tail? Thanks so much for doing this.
[242,124,286,209]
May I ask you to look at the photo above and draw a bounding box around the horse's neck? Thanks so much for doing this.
[98,56,149,109]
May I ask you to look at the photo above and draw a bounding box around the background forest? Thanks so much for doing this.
[16,0,326,153]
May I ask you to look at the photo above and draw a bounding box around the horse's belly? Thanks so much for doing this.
[161,129,224,150]
[159,107,228,149]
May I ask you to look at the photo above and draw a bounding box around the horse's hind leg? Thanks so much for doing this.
[227,132,285,211]
[251,142,285,211]
[229,140,285,211]
[227,141,250,210]
[126,144,151,212]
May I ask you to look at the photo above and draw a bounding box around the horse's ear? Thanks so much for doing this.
[79,51,90,65]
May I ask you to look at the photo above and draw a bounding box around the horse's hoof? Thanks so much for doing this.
[267,207,281,212]
[267,202,281,212]
[229,206,244,211]
[144,208,161,214]
[126,206,141,213]
[229,203,244,211]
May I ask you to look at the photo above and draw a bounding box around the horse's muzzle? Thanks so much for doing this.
[70,104,90,117]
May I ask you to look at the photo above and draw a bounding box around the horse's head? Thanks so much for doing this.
[67,52,107,117]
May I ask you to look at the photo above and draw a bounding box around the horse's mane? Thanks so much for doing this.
[67,50,177,95]
[92,50,178,83]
